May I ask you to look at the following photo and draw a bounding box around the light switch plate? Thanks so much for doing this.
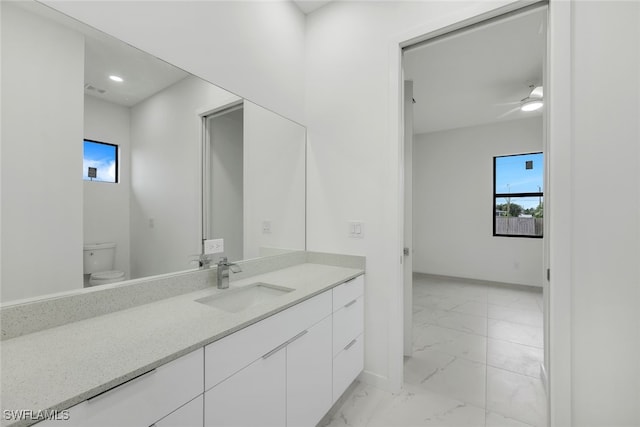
[348,221,364,239]
[204,238,224,254]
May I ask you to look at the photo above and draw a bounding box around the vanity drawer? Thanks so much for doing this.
[43,349,203,427]
[204,289,331,391]
[332,295,364,356]
[332,275,364,311]
[332,333,364,403]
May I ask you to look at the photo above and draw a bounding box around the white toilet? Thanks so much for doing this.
[83,242,125,286]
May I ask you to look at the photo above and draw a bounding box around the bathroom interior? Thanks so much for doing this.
[1,1,639,427]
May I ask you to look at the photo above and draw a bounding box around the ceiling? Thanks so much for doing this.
[83,32,189,107]
[404,7,546,135]
[18,0,189,107]
[293,0,333,15]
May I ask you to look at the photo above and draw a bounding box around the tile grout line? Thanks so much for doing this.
[415,279,545,427]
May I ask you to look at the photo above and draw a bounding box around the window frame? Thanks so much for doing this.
[493,152,543,238]
[83,139,119,184]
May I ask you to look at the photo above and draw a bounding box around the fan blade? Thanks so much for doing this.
[494,101,521,107]
[497,106,521,119]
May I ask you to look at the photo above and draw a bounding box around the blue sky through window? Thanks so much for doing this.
[495,153,543,210]
[83,140,117,183]
[495,153,543,193]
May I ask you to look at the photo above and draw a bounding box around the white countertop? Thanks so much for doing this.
[0,263,363,427]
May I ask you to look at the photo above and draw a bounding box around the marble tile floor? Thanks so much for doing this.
[321,274,546,427]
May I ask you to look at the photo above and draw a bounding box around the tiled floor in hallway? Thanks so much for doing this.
[322,274,546,427]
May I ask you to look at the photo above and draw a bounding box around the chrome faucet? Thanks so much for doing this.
[217,257,242,289]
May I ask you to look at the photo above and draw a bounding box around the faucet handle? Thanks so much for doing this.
[189,254,213,268]
[217,257,242,273]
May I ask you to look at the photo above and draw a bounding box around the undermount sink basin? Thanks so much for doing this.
[195,283,294,313]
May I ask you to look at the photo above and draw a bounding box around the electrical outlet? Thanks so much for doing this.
[204,238,224,254]
[262,220,272,234]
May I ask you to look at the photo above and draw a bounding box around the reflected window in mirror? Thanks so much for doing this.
[83,139,118,183]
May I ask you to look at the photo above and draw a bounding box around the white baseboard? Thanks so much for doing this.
[359,370,398,392]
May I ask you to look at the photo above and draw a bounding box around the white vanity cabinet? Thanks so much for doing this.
[331,275,365,403]
[33,274,365,427]
[37,349,204,427]
[204,290,333,427]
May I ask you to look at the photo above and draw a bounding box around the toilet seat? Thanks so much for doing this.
[89,270,125,286]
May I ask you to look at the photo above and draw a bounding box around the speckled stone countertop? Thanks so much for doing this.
[0,262,364,427]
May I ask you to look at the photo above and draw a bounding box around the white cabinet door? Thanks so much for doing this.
[204,290,332,391]
[286,315,332,427]
[204,348,286,427]
[38,349,204,427]
[154,395,203,427]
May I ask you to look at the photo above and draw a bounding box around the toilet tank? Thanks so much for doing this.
[83,242,116,274]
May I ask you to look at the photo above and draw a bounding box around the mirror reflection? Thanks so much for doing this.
[0,1,306,303]
[203,102,306,262]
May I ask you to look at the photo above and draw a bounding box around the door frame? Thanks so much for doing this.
[197,97,243,252]
[389,1,572,425]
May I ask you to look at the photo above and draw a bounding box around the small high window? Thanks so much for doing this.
[493,152,543,238]
[83,139,118,183]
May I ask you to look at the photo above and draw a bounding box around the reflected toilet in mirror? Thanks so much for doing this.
[83,242,126,287]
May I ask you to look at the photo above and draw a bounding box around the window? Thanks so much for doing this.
[493,152,543,237]
[83,139,118,183]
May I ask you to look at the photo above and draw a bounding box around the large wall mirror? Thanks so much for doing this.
[0,1,306,303]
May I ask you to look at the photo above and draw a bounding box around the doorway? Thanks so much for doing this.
[401,4,549,425]
[203,103,244,262]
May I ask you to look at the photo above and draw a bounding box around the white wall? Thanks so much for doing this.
[306,0,640,422]
[83,95,131,280]
[41,0,306,125]
[305,0,518,391]
[0,2,84,302]
[243,101,306,260]
[566,1,640,424]
[413,118,543,286]
[130,76,239,278]
[209,109,244,262]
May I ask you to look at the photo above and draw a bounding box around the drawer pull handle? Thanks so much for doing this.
[286,329,309,345]
[344,299,357,308]
[88,368,157,403]
[262,341,289,360]
[344,339,358,351]
[262,330,309,359]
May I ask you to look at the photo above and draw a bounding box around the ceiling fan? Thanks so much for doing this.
[497,84,544,118]
[521,85,544,111]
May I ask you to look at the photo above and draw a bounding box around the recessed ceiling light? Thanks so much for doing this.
[109,75,124,82]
